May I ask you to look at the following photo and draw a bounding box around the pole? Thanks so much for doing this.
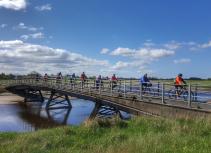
[99,80,101,94]
[140,82,143,99]
[124,80,126,97]
[162,83,165,104]
[111,81,113,96]
[188,84,192,107]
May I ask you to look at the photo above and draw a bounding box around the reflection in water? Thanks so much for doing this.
[0,94,131,132]
[0,96,95,132]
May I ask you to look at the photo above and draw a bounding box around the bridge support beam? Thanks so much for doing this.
[89,103,124,119]
[24,89,44,103]
[46,90,72,109]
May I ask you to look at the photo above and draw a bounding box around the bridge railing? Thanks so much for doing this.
[1,78,211,110]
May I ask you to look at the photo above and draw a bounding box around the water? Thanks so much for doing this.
[0,93,95,132]
[0,93,131,132]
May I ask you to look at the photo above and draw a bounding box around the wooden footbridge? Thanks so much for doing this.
[1,78,211,118]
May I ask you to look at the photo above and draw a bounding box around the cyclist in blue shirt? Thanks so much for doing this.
[140,73,152,87]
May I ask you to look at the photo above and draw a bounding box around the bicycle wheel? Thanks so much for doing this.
[183,91,194,101]
[168,89,176,99]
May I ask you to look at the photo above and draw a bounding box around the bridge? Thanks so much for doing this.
[1,77,211,119]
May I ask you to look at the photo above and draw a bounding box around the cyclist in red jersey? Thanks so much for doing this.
[174,73,186,96]
[111,74,118,89]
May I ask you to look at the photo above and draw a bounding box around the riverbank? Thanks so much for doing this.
[0,117,210,153]
[0,92,24,104]
[0,86,7,94]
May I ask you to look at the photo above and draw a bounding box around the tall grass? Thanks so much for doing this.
[0,117,211,153]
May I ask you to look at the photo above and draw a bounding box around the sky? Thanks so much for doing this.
[0,0,210,78]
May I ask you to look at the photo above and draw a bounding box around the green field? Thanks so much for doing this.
[0,117,211,153]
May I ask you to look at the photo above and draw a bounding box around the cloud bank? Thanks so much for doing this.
[0,40,108,74]
[0,0,26,10]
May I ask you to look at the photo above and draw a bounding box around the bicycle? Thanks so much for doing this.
[141,83,157,96]
[168,85,194,101]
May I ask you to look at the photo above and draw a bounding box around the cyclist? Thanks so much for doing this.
[96,75,103,89]
[56,72,63,84]
[174,73,187,96]
[80,72,87,88]
[140,73,152,88]
[111,74,118,89]
[70,73,76,85]
[44,73,48,82]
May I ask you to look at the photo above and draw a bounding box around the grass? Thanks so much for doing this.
[0,117,211,153]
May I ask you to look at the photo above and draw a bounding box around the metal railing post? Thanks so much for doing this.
[194,84,198,101]
[188,84,192,107]
[124,80,126,97]
[130,78,132,92]
[81,81,83,92]
[140,83,142,99]
[99,80,101,94]
[111,81,113,96]
[162,83,165,104]
[89,81,91,94]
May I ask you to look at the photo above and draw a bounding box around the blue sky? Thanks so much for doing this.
[0,0,210,78]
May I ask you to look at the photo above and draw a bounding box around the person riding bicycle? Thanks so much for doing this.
[56,72,63,83]
[80,72,87,88]
[70,73,76,85]
[44,73,48,82]
[96,75,103,89]
[140,73,152,88]
[111,74,118,89]
[174,73,187,96]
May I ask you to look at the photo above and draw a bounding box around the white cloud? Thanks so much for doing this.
[14,22,43,32]
[20,32,44,40]
[164,41,181,50]
[0,0,26,10]
[110,47,135,56]
[174,58,191,64]
[0,40,108,74]
[100,48,109,54]
[108,47,174,76]
[110,47,174,59]
[0,24,7,28]
[200,41,211,48]
[111,61,130,70]
[35,4,52,11]
[111,61,148,71]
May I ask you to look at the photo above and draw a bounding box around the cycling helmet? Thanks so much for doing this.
[178,73,183,77]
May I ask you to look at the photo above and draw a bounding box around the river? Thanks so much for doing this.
[0,92,97,132]
[0,92,131,132]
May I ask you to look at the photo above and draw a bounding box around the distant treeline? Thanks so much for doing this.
[0,72,211,80]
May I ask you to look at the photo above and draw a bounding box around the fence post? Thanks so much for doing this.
[162,83,165,104]
[81,81,83,92]
[99,80,101,94]
[188,84,192,107]
[157,82,160,96]
[140,83,143,99]
[111,81,113,96]
[130,78,132,92]
[124,80,126,97]
[89,80,91,94]
[194,84,198,101]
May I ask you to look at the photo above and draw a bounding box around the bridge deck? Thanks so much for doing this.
[3,79,211,118]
